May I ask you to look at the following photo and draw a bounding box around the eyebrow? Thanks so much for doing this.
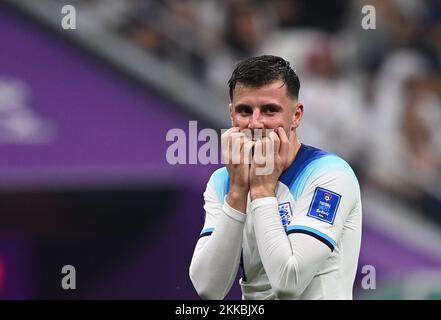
[234,103,283,111]
[234,104,252,112]
[261,103,282,110]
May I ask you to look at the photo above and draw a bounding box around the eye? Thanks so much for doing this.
[237,106,252,115]
[263,105,279,114]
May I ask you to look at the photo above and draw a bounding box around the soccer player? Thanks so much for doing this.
[189,55,362,300]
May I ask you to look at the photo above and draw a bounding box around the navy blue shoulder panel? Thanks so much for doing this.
[279,144,331,189]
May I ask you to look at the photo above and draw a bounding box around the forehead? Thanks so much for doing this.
[232,80,292,105]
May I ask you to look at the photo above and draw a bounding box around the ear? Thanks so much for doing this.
[291,102,304,129]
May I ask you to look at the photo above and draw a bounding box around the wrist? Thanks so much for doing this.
[250,186,276,201]
[226,187,248,214]
[228,182,249,196]
[227,189,248,200]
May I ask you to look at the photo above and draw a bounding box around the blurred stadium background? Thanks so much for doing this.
[0,0,440,299]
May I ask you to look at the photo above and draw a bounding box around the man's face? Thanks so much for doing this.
[229,79,302,139]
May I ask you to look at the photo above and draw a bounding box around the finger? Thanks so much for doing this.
[269,130,280,156]
[230,131,244,164]
[240,128,253,140]
[277,127,289,156]
[240,133,252,156]
[253,139,264,165]
[240,130,252,145]
[263,137,273,163]
[238,133,250,164]
[221,127,238,141]
[242,140,254,165]
[221,127,239,163]
[221,127,239,146]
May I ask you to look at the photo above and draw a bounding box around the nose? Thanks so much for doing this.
[248,110,264,130]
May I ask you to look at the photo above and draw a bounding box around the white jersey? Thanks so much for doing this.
[190,144,362,300]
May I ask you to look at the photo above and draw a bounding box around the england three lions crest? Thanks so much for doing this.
[278,202,293,230]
